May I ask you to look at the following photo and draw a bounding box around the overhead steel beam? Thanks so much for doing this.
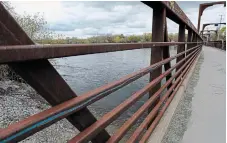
[202,22,226,31]
[197,1,226,32]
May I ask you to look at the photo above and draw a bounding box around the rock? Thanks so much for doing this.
[0,87,6,95]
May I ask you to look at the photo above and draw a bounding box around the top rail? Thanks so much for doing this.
[0,42,201,64]
[142,1,203,40]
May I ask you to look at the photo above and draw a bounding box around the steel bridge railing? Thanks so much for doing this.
[204,40,226,51]
[0,44,202,142]
[0,1,203,143]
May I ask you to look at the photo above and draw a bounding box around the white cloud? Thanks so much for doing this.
[9,1,226,38]
[10,1,64,23]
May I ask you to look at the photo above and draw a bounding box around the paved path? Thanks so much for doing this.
[162,46,226,143]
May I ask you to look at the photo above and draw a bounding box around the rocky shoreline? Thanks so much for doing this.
[0,80,140,143]
[0,80,78,143]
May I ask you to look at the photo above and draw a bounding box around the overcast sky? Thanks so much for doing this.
[10,1,226,38]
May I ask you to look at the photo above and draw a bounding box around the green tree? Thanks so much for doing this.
[220,26,226,34]
[127,35,141,43]
[220,26,226,40]
[113,34,125,43]
[168,33,178,41]
[142,33,152,42]
[114,36,121,43]
[106,34,114,43]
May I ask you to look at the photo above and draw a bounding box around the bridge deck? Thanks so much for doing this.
[163,46,226,143]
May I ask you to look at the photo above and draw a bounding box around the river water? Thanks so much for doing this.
[52,47,176,137]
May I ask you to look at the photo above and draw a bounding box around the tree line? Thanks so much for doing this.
[35,33,180,44]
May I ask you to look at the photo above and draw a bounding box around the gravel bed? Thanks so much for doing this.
[0,80,140,143]
[0,80,78,143]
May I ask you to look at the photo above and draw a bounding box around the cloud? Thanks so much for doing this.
[10,1,226,38]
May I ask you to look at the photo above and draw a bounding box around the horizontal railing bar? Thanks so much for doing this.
[140,81,183,143]
[206,41,225,43]
[139,48,200,143]
[0,42,201,64]
[127,49,201,143]
[106,46,201,143]
[207,40,226,41]
[0,45,201,142]
[68,48,200,143]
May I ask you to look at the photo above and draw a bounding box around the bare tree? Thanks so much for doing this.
[2,1,55,42]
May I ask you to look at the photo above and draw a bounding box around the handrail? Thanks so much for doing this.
[127,50,200,143]
[139,50,200,143]
[0,1,204,143]
[205,41,226,51]
[69,47,201,143]
[0,45,202,142]
[107,48,200,143]
[0,42,201,64]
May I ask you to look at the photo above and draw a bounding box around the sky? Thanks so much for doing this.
[10,1,226,38]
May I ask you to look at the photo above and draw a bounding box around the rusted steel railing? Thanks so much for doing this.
[0,45,201,142]
[0,42,199,64]
[205,40,226,50]
[0,1,203,143]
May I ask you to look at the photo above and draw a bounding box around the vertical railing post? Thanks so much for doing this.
[187,30,193,56]
[176,23,185,71]
[163,19,172,90]
[150,5,165,110]
[195,34,198,45]
[192,32,197,48]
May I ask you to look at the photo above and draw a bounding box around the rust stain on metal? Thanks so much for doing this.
[139,49,201,143]
[67,47,201,143]
[0,45,202,142]
[0,1,206,143]
[126,49,201,143]
[0,2,111,143]
[107,48,201,143]
[0,42,201,64]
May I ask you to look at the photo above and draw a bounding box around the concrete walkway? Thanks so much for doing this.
[162,46,226,143]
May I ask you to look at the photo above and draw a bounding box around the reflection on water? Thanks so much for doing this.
[52,47,176,139]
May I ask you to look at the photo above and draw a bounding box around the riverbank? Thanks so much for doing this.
[0,80,142,142]
[0,80,78,142]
